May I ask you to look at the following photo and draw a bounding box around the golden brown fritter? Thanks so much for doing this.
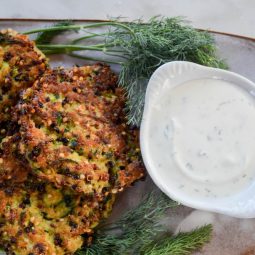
[0,178,115,255]
[0,29,47,141]
[16,64,144,196]
[0,37,144,254]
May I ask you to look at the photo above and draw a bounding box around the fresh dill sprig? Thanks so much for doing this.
[24,17,227,126]
[104,17,227,125]
[35,21,75,44]
[76,191,177,255]
[75,191,212,255]
[142,225,212,255]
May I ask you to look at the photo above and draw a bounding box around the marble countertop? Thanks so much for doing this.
[1,0,255,38]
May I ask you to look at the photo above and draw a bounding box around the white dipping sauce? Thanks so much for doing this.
[149,78,255,198]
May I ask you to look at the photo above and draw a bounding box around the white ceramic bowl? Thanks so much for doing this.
[140,61,255,218]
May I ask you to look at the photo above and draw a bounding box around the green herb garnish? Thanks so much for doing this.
[35,20,75,44]
[24,17,227,126]
[142,225,212,255]
[75,191,212,255]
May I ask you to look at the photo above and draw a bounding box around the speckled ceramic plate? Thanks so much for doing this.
[1,20,255,255]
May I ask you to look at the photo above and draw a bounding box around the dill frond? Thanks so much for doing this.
[75,192,212,255]
[142,224,212,255]
[107,17,227,125]
[76,191,178,255]
[35,20,75,44]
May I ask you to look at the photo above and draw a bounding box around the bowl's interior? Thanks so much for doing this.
[140,61,255,218]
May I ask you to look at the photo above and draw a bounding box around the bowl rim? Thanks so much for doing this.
[140,61,255,218]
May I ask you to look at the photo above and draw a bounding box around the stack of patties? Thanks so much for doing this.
[0,30,144,255]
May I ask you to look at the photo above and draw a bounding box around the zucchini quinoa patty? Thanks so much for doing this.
[0,29,47,141]
[0,30,47,182]
[0,30,144,255]
[0,177,115,255]
[16,64,144,196]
